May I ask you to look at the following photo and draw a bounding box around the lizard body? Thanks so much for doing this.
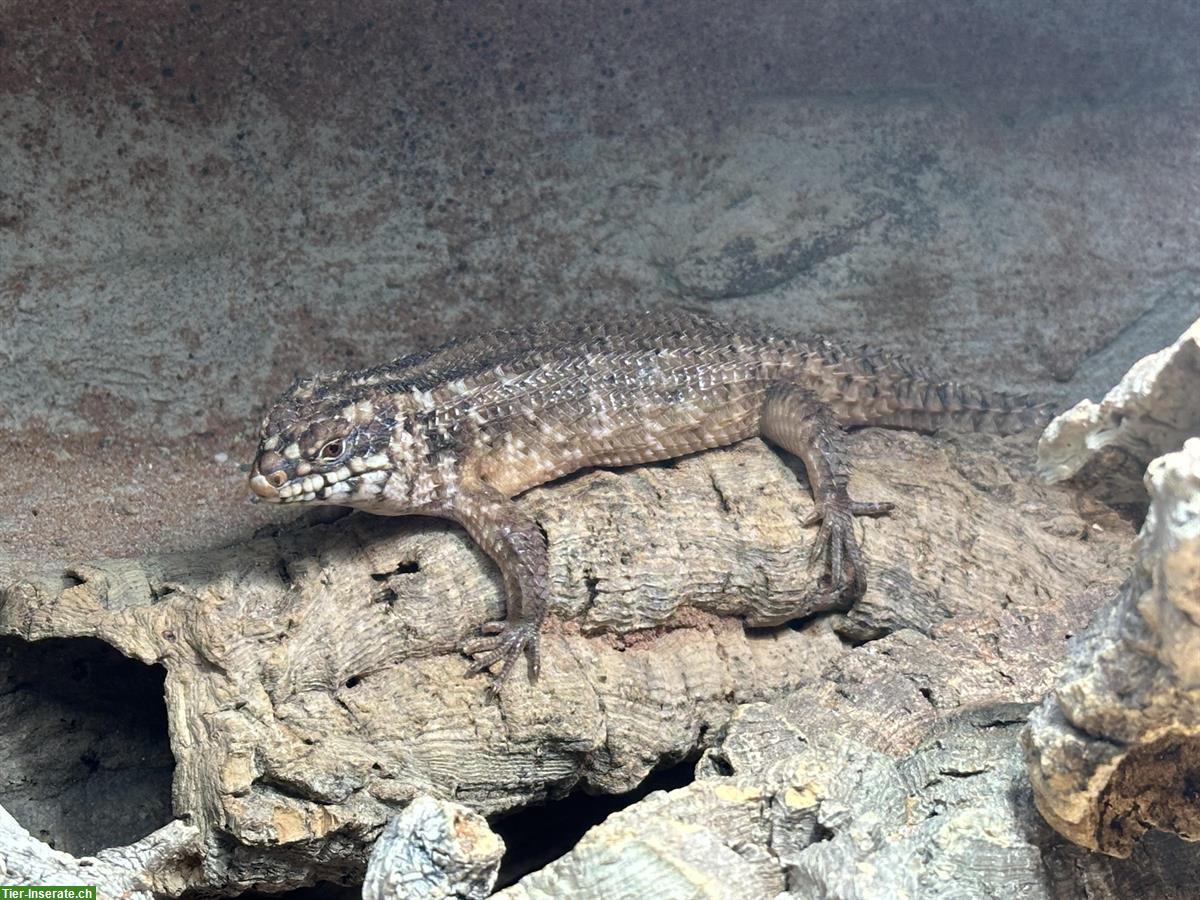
[248,312,1051,688]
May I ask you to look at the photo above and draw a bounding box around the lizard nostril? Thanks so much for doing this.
[267,471,288,488]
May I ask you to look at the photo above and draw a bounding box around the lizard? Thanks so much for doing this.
[247,311,1052,690]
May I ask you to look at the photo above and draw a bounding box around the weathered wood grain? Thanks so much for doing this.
[0,429,1132,893]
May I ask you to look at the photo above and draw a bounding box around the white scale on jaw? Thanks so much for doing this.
[276,453,391,500]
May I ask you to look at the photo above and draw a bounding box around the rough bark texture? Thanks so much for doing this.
[1024,437,1200,857]
[0,428,1133,894]
[491,702,1200,899]
[1038,319,1200,508]
[363,796,503,900]
[0,805,201,900]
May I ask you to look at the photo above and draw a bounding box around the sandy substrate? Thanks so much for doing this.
[0,428,291,558]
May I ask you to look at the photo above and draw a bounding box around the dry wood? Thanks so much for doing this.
[1025,438,1200,857]
[0,429,1134,893]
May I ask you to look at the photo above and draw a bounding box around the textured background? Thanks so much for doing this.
[2,0,1198,556]
[2,3,1199,893]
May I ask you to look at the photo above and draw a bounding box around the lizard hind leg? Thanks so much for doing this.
[760,384,894,598]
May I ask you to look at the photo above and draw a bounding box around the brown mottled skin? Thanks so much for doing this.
[248,312,1052,690]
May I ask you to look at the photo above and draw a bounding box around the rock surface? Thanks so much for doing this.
[1024,437,1200,857]
[3,1,1198,442]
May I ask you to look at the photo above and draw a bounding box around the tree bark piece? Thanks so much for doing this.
[0,430,1131,894]
[0,804,202,899]
[497,697,1200,899]
[1038,317,1200,506]
[495,772,785,899]
[363,796,503,900]
[1024,437,1200,856]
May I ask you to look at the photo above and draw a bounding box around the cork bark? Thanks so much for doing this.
[0,807,200,900]
[1024,438,1200,857]
[1022,318,1200,860]
[489,702,1200,900]
[1037,319,1200,508]
[0,429,1137,894]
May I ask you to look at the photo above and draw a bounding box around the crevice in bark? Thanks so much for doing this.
[0,635,174,856]
[371,560,420,578]
[490,755,699,890]
[236,882,361,900]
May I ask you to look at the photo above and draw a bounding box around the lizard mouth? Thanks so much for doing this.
[249,447,394,505]
[249,457,394,505]
[249,468,358,504]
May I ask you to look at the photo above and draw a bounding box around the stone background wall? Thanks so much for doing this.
[1,0,1197,554]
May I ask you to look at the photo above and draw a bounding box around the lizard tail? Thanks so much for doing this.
[816,346,1056,436]
[846,376,1056,435]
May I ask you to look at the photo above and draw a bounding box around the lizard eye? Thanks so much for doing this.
[319,439,344,461]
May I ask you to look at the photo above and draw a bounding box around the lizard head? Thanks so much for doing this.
[248,374,400,507]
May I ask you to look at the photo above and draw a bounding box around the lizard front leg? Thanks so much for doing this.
[450,481,548,689]
[761,384,893,597]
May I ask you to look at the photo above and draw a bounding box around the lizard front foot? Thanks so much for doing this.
[803,498,894,596]
[462,619,541,692]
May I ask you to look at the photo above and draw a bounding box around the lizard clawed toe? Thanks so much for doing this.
[802,500,894,527]
[462,620,541,691]
[805,497,894,596]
